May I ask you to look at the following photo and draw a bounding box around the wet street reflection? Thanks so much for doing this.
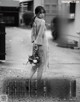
[3,78,76,99]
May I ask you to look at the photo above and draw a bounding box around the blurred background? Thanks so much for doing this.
[0,0,80,45]
[0,0,80,101]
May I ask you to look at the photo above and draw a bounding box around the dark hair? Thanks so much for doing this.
[30,16,36,28]
[35,6,46,14]
[30,6,46,28]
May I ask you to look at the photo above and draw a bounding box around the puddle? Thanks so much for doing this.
[2,78,76,99]
[46,79,76,99]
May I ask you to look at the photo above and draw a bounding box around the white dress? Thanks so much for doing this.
[31,17,49,78]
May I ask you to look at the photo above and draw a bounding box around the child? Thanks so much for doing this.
[30,6,49,80]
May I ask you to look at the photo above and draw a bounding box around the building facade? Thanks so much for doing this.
[34,0,58,24]
[34,0,80,44]
[19,0,80,45]
[19,0,33,25]
[0,0,19,26]
[19,0,58,25]
[58,0,80,44]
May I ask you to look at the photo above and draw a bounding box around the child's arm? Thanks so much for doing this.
[31,23,36,43]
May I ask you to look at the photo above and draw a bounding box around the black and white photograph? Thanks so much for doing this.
[0,0,80,102]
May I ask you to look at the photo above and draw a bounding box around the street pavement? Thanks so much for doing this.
[0,27,80,102]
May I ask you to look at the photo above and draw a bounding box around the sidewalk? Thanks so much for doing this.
[0,27,80,102]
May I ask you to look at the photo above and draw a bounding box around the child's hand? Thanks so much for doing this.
[33,44,39,51]
[32,41,34,43]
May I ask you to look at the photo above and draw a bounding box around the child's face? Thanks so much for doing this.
[38,13,45,19]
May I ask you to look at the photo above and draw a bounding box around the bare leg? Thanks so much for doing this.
[37,65,44,80]
[37,46,45,80]
[30,65,37,80]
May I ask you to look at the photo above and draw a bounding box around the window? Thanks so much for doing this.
[45,5,50,13]
[51,5,57,13]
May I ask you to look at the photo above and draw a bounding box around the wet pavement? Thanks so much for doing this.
[0,27,80,102]
[2,78,76,99]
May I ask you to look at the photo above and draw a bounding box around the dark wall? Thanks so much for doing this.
[0,7,19,26]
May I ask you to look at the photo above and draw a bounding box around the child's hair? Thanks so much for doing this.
[30,16,36,28]
[35,6,46,15]
[30,6,46,27]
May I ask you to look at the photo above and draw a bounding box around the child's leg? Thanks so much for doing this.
[30,65,37,79]
[37,66,43,80]
[37,46,45,80]
[30,44,37,79]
